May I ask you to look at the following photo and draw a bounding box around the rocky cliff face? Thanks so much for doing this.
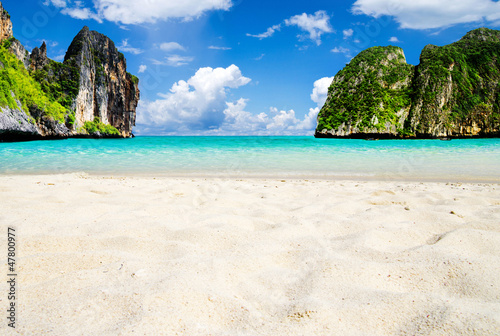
[0,3,139,141]
[316,28,500,138]
[0,2,12,42]
[9,39,30,69]
[407,29,500,137]
[30,41,49,72]
[64,27,139,137]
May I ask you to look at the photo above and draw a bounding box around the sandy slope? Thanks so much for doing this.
[1,174,499,335]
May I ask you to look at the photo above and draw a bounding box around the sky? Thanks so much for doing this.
[4,0,500,135]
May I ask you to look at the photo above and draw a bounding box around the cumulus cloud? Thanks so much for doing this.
[45,0,233,24]
[136,68,330,135]
[343,28,354,39]
[257,77,333,134]
[137,65,251,132]
[219,92,331,135]
[216,99,270,134]
[138,65,147,73]
[285,10,334,45]
[310,77,333,106]
[389,36,401,43]
[297,76,334,134]
[216,103,318,135]
[265,108,301,132]
[352,0,500,29]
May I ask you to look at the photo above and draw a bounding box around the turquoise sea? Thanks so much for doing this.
[0,136,499,182]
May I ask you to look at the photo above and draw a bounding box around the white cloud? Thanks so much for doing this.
[117,39,143,55]
[285,10,333,45]
[152,55,194,67]
[208,45,231,50]
[343,28,354,39]
[136,68,332,135]
[352,0,500,29]
[217,103,318,135]
[310,77,333,107]
[247,11,333,46]
[44,0,67,7]
[45,0,233,24]
[166,55,194,67]
[263,76,336,133]
[299,107,322,131]
[389,36,401,43]
[36,39,58,48]
[159,42,186,52]
[287,76,334,134]
[254,53,265,61]
[246,24,282,39]
[215,79,330,134]
[137,65,251,132]
[331,46,352,57]
[138,65,147,73]
[265,108,300,131]
[217,99,269,134]
[137,67,330,135]
[50,1,103,22]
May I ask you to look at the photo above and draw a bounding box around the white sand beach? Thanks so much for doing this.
[1,174,500,335]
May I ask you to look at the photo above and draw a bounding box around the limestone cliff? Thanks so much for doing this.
[316,46,413,138]
[0,1,12,42]
[0,2,139,141]
[64,26,139,137]
[9,38,29,68]
[316,28,500,138]
[407,28,500,137]
[29,41,49,72]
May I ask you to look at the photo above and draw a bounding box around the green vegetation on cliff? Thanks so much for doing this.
[0,40,67,122]
[316,28,500,138]
[128,73,139,85]
[317,46,414,134]
[0,5,140,140]
[409,28,500,134]
[83,117,120,136]
[30,59,80,111]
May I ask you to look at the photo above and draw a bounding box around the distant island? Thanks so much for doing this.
[0,2,139,141]
[315,28,500,139]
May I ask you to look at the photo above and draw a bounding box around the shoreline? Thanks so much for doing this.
[1,174,499,334]
[1,172,500,184]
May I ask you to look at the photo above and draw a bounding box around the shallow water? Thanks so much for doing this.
[0,136,499,181]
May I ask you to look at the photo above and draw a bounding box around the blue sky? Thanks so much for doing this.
[4,0,500,135]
